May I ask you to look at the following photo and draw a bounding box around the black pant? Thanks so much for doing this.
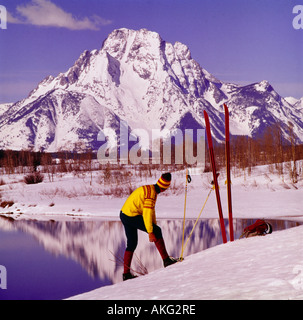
[120,211,163,252]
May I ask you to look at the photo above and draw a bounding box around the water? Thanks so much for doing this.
[0,216,301,300]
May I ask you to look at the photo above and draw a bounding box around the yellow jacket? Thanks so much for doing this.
[121,185,158,233]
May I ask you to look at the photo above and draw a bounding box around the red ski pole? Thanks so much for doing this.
[204,110,227,244]
[224,104,234,241]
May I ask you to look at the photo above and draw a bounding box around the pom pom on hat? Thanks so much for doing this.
[156,173,171,190]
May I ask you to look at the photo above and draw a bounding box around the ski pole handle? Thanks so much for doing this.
[186,169,192,183]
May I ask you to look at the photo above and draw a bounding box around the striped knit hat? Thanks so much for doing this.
[156,173,171,191]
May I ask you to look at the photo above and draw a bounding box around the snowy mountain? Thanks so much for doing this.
[0,103,13,117]
[285,96,299,106]
[1,28,303,152]
[294,98,303,113]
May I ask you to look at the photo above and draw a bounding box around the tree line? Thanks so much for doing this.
[0,124,302,183]
[208,123,302,183]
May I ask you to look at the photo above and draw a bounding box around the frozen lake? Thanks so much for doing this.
[0,216,301,300]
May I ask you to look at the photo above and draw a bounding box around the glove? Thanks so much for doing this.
[149,232,157,242]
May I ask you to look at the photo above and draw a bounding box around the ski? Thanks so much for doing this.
[203,110,227,244]
[224,103,234,241]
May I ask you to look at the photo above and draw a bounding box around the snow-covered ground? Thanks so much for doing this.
[1,162,303,299]
[68,224,303,300]
[1,162,303,222]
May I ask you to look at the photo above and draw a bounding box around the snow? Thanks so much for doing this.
[228,105,259,137]
[0,103,13,117]
[1,162,303,300]
[1,162,303,222]
[68,225,303,300]
[294,98,303,112]
[285,96,299,106]
[255,80,270,93]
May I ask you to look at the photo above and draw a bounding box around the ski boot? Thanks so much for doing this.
[123,272,138,281]
[163,256,178,268]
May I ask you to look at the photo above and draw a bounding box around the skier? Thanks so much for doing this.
[120,172,178,281]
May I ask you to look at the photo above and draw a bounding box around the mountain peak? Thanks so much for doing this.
[1,28,303,152]
[174,41,191,60]
[101,28,163,60]
[254,80,272,92]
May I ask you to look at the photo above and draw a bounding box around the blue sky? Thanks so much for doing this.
[0,0,302,103]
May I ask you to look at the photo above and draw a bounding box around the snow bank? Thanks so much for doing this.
[68,225,303,300]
